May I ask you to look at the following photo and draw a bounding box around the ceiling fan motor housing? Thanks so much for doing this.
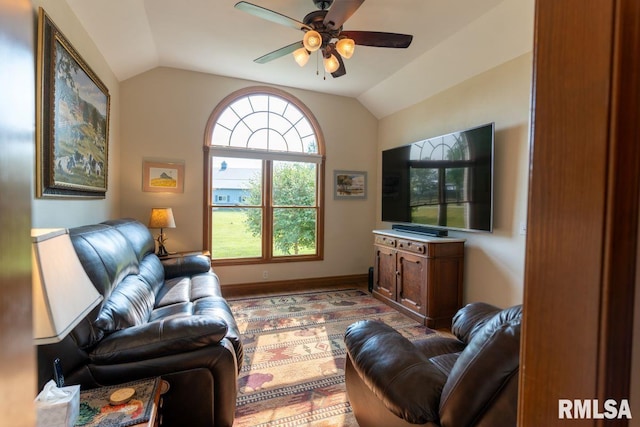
[303,10,341,48]
[313,0,333,10]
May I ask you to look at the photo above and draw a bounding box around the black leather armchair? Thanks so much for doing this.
[344,302,522,427]
[37,218,243,427]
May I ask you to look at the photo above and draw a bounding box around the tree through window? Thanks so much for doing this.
[204,87,325,264]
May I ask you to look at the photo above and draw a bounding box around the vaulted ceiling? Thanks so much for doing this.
[66,0,534,118]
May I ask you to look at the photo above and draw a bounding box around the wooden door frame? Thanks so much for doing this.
[519,0,640,425]
[0,0,35,425]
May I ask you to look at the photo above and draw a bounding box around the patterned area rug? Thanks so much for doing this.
[228,288,444,427]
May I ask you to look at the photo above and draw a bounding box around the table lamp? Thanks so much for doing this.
[148,207,176,256]
[32,229,103,345]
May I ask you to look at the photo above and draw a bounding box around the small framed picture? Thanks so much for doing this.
[334,170,367,200]
[142,161,185,193]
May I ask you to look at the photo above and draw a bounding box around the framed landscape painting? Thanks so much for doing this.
[36,8,110,198]
[334,170,367,200]
[143,161,185,193]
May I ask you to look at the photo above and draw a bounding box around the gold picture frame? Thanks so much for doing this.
[36,8,110,198]
[142,161,185,193]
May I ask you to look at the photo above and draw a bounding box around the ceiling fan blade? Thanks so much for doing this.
[235,1,311,31]
[331,53,347,78]
[323,0,365,30]
[255,41,304,64]
[341,30,413,48]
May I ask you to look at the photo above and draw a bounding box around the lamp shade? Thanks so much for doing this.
[303,30,322,52]
[323,54,340,73]
[335,38,355,59]
[32,229,103,345]
[148,208,176,229]
[293,47,310,67]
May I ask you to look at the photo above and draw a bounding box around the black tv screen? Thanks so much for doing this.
[382,123,494,232]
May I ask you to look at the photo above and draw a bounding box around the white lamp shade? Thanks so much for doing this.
[293,47,310,67]
[303,30,322,52]
[335,38,355,59]
[323,54,340,73]
[32,229,103,345]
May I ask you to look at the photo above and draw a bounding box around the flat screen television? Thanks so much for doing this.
[381,122,494,232]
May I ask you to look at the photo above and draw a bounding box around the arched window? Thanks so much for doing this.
[203,86,325,265]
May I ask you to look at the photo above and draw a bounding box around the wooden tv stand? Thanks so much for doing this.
[372,230,465,329]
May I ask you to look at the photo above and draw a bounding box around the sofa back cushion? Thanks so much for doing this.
[102,219,156,263]
[439,304,522,426]
[70,224,139,297]
[69,219,161,338]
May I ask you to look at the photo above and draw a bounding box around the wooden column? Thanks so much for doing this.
[520,0,640,425]
[0,0,36,426]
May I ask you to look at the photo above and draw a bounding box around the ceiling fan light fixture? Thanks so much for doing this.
[323,53,340,73]
[293,47,310,67]
[335,38,355,59]
[303,30,322,52]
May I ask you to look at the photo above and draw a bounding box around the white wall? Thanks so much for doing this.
[377,53,532,308]
[120,67,378,286]
[31,0,121,228]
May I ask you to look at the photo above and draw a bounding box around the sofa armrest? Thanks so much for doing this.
[344,320,446,424]
[451,302,502,344]
[90,315,228,364]
[162,254,211,279]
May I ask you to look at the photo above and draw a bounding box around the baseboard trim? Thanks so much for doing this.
[221,274,369,298]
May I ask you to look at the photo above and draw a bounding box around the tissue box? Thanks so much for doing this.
[35,384,80,427]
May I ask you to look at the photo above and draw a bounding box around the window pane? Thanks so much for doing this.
[272,161,316,207]
[282,104,303,125]
[273,208,317,256]
[212,156,262,206]
[269,96,287,115]
[244,111,268,132]
[212,208,262,259]
[302,136,318,154]
[211,126,231,146]
[230,97,253,117]
[249,95,268,112]
[216,108,239,131]
[229,121,253,148]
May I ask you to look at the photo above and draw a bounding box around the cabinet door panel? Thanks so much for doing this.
[427,257,463,321]
[374,245,396,299]
[397,252,427,315]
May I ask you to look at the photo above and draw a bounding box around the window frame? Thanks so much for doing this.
[203,86,325,266]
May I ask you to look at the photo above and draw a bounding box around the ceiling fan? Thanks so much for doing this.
[234,0,413,78]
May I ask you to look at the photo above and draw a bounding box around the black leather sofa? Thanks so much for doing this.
[344,302,522,427]
[37,218,243,427]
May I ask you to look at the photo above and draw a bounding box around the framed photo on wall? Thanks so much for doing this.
[334,170,367,200]
[36,8,111,198]
[142,161,185,193]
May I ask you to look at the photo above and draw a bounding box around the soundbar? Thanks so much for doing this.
[392,224,449,237]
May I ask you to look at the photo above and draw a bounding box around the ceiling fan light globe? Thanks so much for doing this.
[303,30,322,52]
[323,54,340,73]
[293,47,310,67]
[335,38,355,59]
